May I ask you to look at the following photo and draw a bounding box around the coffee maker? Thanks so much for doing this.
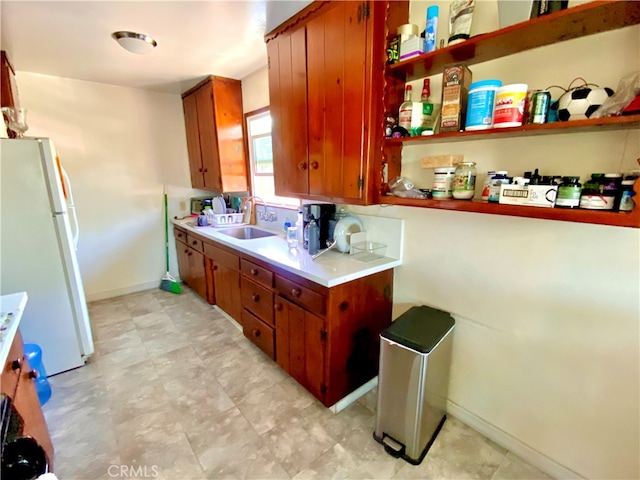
[302,203,336,248]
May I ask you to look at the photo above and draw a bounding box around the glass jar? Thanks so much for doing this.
[555,176,581,209]
[452,162,477,200]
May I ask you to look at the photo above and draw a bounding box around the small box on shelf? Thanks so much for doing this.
[499,184,558,208]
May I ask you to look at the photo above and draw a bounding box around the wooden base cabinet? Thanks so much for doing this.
[174,227,208,302]
[274,268,394,407]
[275,297,326,401]
[203,242,242,323]
[1,330,54,472]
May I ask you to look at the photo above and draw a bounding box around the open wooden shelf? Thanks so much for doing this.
[385,115,640,146]
[380,192,640,228]
[386,1,640,82]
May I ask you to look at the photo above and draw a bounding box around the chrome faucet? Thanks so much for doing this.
[241,196,265,224]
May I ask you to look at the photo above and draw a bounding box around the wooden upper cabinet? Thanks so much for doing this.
[266,1,405,205]
[1,51,19,110]
[268,27,309,197]
[181,76,248,193]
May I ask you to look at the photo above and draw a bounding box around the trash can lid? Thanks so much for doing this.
[381,305,455,353]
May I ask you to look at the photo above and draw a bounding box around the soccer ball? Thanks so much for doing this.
[557,86,614,121]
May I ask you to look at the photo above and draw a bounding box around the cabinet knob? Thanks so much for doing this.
[188,251,192,256]
[252,329,261,338]
[250,268,259,276]
[198,168,203,173]
[298,161,307,171]
[274,303,283,311]
[291,288,301,297]
[28,369,38,379]
[213,265,218,271]
[184,249,189,254]
[310,161,319,170]
[192,240,198,245]
[252,294,260,302]
[203,168,208,173]
[10,358,22,370]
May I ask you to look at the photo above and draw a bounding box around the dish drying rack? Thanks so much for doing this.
[205,210,245,227]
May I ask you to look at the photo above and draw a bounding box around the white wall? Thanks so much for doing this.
[16,73,206,300]
[241,65,270,113]
[348,4,640,478]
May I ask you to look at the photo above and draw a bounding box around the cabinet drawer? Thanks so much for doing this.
[186,234,204,253]
[203,243,239,270]
[241,277,274,326]
[174,227,188,245]
[241,259,274,289]
[242,310,275,360]
[275,275,326,316]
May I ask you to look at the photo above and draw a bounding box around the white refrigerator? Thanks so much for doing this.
[1,137,94,375]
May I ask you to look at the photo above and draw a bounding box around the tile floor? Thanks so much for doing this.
[43,288,552,480]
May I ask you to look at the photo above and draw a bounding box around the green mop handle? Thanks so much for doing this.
[164,193,170,271]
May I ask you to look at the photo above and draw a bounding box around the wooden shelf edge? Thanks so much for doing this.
[385,115,640,146]
[378,195,640,228]
[387,0,640,81]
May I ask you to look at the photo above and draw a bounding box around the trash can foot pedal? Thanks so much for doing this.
[376,433,406,458]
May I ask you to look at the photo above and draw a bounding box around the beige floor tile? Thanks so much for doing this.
[492,452,553,480]
[44,288,550,480]
[393,416,508,480]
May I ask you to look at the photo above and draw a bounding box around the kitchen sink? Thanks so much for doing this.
[217,226,278,240]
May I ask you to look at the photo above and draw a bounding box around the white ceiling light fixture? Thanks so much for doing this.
[112,31,157,55]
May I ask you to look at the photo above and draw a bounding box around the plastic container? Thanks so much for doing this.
[424,6,439,53]
[493,83,528,128]
[555,176,581,208]
[619,179,636,212]
[481,171,496,201]
[351,241,387,262]
[488,171,510,203]
[296,210,304,245]
[465,80,502,130]
[307,218,320,255]
[23,344,52,406]
[432,167,456,199]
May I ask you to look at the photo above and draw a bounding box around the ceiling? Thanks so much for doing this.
[0,1,310,95]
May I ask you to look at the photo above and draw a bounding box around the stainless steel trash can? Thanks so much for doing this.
[374,305,455,465]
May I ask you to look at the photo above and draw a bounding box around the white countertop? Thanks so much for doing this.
[172,219,401,287]
[0,292,28,366]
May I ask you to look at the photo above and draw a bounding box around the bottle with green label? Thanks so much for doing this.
[412,78,440,136]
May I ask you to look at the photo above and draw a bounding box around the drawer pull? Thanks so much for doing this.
[188,251,192,256]
[192,240,198,246]
[250,268,259,276]
[274,303,283,311]
[252,294,260,302]
[291,288,301,297]
[178,233,183,238]
[252,329,261,338]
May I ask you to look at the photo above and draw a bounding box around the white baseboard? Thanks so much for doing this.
[85,281,160,302]
[212,305,243,331]
[330,376,378,413]
[446,400,584,480]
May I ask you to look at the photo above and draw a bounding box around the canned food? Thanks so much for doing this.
[530,90,550,124]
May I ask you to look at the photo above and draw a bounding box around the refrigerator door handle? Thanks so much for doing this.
[60,167,79,249]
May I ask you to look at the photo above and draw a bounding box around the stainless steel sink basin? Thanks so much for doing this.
[217,226,278,240]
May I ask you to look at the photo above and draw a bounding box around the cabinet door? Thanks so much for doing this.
[176,239,191,286]
[268,28,309,197]
[195,85,223,191]
[274,297,325,401]
[213,264,242,323]
[188,248,207,301]
[182,93,205,189]
[306,2,369,202]
[211,77,248,193]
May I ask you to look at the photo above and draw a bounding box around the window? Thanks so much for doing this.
[245,108,299,207]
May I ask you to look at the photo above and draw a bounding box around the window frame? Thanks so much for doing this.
[244,106,300,208]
